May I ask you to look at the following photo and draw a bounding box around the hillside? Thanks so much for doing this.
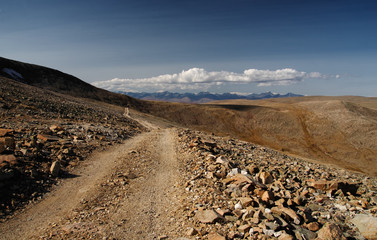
[0,57,141,108]
[0,58,377,239]
[136,96,377,177]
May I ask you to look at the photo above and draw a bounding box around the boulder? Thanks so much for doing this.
[317,223,346,240]
[50,161,61,177]
[195,210,222,223]
[351,214,377,240]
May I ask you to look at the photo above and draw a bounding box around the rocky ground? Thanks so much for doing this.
[1,77,377,239]
[0,78,144,220]
[177,129,377,240]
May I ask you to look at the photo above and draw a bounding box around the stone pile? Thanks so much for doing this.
[177,129,377,240]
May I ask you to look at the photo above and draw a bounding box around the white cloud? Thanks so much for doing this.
[92,68,330,92]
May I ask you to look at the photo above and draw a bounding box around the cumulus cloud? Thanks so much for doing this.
[92,68,329,92]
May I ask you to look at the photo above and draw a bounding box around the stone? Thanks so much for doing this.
[50,161,61,177]
[306,222,320,232]
[294,225,317,240]
[317,223,346,240]
[0,129,12,137]
[37,134,61,142]
[238,197,253,207]
[0,154,17,165]
[278,233,294,240]
[207,232,226,240]
[186,227,197,236]
[49,125,64,132]
[0,137,15,153]
[257,171,273,184]
[238,224,251,233]
[262,190,274,202]
[195,210,222,223]
[307,179,359,195]
[272,206,301,225]
[227,174,253,185]
[216,156,229,165]
[351,214,377,240]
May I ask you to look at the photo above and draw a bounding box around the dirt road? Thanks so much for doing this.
[0,127,186,239]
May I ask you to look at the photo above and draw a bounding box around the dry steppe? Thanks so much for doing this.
[138,96,377,177]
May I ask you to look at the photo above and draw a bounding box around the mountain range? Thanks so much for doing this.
[121,91,303,103]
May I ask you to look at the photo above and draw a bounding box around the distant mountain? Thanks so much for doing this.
[121,91,303,103]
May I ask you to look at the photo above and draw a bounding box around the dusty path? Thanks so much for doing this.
[0,127,185,239]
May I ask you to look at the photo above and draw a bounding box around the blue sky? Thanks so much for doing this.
[1,0,377,96]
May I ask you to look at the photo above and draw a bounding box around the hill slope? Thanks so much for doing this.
[0,57,141,108]
[137,96,377,177]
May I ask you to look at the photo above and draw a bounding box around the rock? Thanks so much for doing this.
[207,232,226,240]
[278,233,294,240]
[216,156,229,165]
[50,161,61,177]
[37,134,61,142]
[0,129,13,137]
[238,197,253,207]
[0,154,17,165]
[257,171,274,184]
[238,224,251,233]
[227,174,253,185]
[317,223,346,240]
[307,179,359,195]
[294,225,317,240]
[272,206,301,225]
[195,210,222,223]
[262,190,274,202]
[49,125,64,132]
[0,137,15,153]
[186,227,198,236]
[351,214,377,240]
[306,222,320,232]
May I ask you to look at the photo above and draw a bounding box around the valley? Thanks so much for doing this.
[1,57,377,239]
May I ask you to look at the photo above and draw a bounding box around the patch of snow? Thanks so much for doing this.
[2,68,23,80]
